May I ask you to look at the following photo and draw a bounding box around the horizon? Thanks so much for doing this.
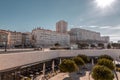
[0,0,120,42]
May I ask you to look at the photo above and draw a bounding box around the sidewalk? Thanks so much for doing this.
[49,71,91,80]
[49,71,120,80]
[49,73,69,80]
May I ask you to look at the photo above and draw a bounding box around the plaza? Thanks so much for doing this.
[49,71,120,80]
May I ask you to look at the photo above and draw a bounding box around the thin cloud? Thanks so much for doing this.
[100,25,120,30]
[99,26,112,29]
[89,26,98,28]
[88,25,120,30]
[75,26,83,28]
[87,25,111,29]
[110,25,120,30]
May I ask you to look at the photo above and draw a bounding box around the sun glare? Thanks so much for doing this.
[95,0,115,9]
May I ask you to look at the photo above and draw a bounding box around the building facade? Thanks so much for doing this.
[32,28,70,48]
[7,31,22,48]
[69,28,101,43]
[69,28,110,46]
[0,29,23,48]
[56,20,68,33]
[0,20,110,49]
[0,30,8,47]
[101,36,110,43]
[22,32,32,48]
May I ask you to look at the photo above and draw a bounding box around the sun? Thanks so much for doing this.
[94,0,115,9]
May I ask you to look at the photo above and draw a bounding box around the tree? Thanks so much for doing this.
[98,55,113,61]
[107,44,111,49]
[77,54,90,63]
[73,57,85,72]
[98,43,104,49]
[92,65,114,80]
[91,44,96,48]
[97,58,115,70]
[59,59,78,73]
[77,43,89,49]
[54,43,60,47]
[111,43,119,49]
[73,57,85,66]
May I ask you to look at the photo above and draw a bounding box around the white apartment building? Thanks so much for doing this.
[32,28,70,48]
[69,28,109,44]
[101,36,110,43]
[70,28,101,42]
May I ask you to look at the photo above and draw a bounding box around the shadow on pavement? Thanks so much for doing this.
[62,65,93,80]
[63,77,71,80]
[63,71,86,80]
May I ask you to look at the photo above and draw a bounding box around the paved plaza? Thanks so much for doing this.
[49,71,120,80]
[49,71,92,80]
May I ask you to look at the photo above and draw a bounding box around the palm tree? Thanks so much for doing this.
[92,65,114,80]
[59,59,78,80]
[97,58,115,70]
[98,55,113,61]
[59,59,78,73]
[73,57,85,73]
[77,54,90,64]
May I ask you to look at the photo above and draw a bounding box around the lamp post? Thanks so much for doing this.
[2,35,7,52]
[4,40,7,52]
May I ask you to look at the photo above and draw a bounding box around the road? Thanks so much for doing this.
[0,48,50,54]
[0,48,35,53]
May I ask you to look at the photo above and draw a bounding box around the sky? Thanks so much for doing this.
[0,0,120,42]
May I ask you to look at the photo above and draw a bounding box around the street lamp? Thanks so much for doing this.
[4,40,7,52]
[0,34,8,52]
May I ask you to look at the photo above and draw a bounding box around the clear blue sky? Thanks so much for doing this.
[0,0,120,42]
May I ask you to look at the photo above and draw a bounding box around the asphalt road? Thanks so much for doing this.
[0,48,51,54]
[0,48,36,54]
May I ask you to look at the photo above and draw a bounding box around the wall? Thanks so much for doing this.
[0,49,120,71]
